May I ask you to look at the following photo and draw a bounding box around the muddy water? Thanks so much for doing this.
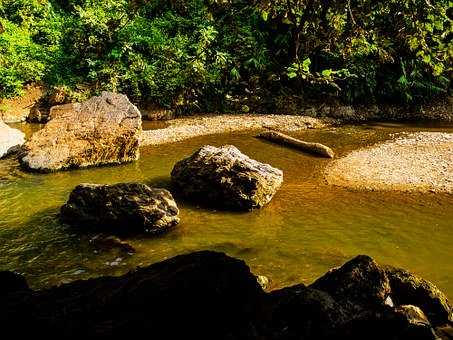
[1,122,453,297]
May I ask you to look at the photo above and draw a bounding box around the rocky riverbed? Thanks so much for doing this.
[326,132,453,194]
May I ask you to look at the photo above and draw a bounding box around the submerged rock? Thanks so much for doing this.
[60,183,180,234]
[310,255,391,313]
[0,120,25,158]
[20,92,141,172]
[89,235,136,254]
[386,266,453,326]
[171,145,283,210]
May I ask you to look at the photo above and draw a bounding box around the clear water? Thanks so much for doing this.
[1,122,453,298]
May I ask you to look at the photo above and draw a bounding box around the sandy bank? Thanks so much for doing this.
[325,132,453,193]
[140,114,332,146]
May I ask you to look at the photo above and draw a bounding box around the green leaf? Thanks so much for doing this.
[321,69,332,77]
[287,71,297,79]
[302,58,311,72]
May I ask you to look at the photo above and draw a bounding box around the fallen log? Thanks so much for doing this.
[257,130,335,158]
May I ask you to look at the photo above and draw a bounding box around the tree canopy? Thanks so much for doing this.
[0,0,451,112]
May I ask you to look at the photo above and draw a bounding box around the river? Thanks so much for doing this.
[1,121,452,297]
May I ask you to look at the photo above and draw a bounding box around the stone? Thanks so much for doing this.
[0,251,266,338]
[0,120,25,158]
[0,252,452,339]
[269,284,349,339]
[20,91,141,172]
[89,235,136,254]
[171,145,283,210]
[60,183,180,234]
[27,102,49,123]
[332,105,356,120]
[310,255,391,313]
[386,266,453,326]
[256,275,271,290]
[141,107,175,121]
[338,305,438,340]
[0,271,30,296]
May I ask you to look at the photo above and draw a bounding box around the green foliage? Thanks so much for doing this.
[259,0,452,103]
[0,0,451,109]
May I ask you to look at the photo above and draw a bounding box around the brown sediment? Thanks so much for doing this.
[325,132,453,193]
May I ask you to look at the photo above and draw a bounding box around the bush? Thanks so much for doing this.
[0,0,451,110]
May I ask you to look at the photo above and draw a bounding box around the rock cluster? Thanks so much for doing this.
[20,91,142,172]
[0,120,25,158]
[60,183,180,234]
[1,251,451,339]
[171,145,283,210]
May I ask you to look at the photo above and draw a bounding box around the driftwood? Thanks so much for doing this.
[257,130,335,158]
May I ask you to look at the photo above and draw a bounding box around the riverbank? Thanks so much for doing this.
[326,132,453,194]
[141,114,332,146]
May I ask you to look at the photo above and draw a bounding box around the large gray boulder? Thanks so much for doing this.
[171,145,283,210]
[60,183,180,234]
[0,120,25,158]
[20,92,141,172]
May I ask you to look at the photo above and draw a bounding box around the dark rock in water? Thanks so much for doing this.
[89,235,136,254]
[0,251,266,338]
[0,271,30,295]
[20,92,141,172]
[386,266,453,326]
[60,183,180,234]
[171,145,283,210]
[310,255,391,313]
[0,120,25,158]
[269,284,349,339]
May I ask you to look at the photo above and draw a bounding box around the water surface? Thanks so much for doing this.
[1,122,453,297]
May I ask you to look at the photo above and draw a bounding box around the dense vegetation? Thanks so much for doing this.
[0,0,452,113]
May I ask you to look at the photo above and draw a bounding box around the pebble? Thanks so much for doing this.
[325,132,453,194]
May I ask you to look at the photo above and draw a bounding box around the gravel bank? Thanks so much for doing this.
[325,132,453,193]
[141,114,332,146]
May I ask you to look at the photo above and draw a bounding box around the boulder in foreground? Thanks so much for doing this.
[0,121,25,158]
[60,183,180,234]
[310,254,391,313]
[20,91,142,172]
[171,145,283,210]
[1,252,452,339]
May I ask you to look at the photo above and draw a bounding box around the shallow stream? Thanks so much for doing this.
[1,122,453,297]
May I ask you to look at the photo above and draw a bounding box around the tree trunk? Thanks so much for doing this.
[257,130,335,158]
